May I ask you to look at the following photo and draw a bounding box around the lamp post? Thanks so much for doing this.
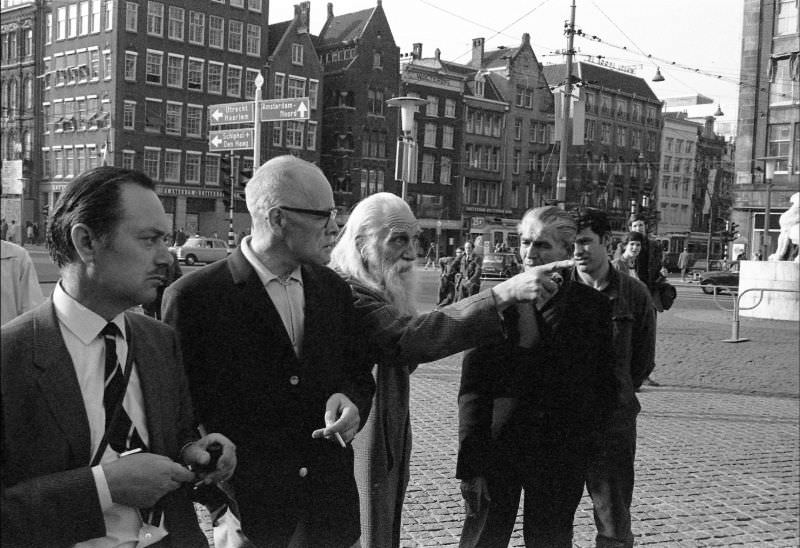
[253,71,264,168]
[386,96,428,201]
[758,157,778,260]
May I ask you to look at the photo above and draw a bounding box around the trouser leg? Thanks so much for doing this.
[459,474,521,548]
[587,416,637,548]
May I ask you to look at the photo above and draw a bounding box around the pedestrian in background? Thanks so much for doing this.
[1,166,236,547]
[1,239,44,325]
[437,247,463,307]
[163,155,375,547]
[612,232,644,280]
[629,214,664,387]
[1,218,8,241]
[142,250,182,320]
[6,220,18,243]
[573,208,656,548]
[456,241,482,300]
[329,193,573,548]
[424,242,436,269]
[678,246,691,282]
[458,206,615,548]
[24,222,33,247]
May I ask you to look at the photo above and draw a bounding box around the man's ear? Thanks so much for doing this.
[70,223,99,264]
[266,207,284,231]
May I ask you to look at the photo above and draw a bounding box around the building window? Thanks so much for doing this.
[90,49,100,80]
[165,102,182,135]
[367,89,384,115]
[68,4,78,37]
[273,73,285,98]
[79,1,89,35]
[421,153,435,182]
[124,51,137,81]
[373,51,382,68]
[145,99,162,131]
[186,105,202,137]
[600,123,611,145]
[248,0,263,12]
[308,80,319,109]
[227,65,242,97]
[168,6,184,41]
[163,150,181,182]
[770,57,800,104]
[246,24,261,56]
[272,123,282,146]
[123,101,135,129]
[516,86,533,108]
[46,13,53,44]
[167,54,183,88]
[145,50,163,84]
[306,121,317,150]
[616,126,626,147]
[286,121,303,148]
[209,15,223,48]
[442,126,454,149]
[291,43,304,65]
[147,1,164,36]
[474,79,484,97]
[513,149,521,174]
[188,11,205,45]
[440,156,452,184]
[143,148,160,179]
[466,109,474,133]
[426,96,438,117]
[287,76,305,98]
[514,118,522,140]
[768,124,791,173]
[244,69,258,100]
[445,98,456,118]
[207,62,223,94]
[776,0,799,35]
[104,0,113,31]
[585,119,596,141]
[121,150,135,170]
[185,153,201,184]
[205,154,220,184]
[187,59,203,91]
[228,20,243,52]
[424,123,437,147]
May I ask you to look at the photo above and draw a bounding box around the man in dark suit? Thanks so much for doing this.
[162,155,375,547]
[456,241,483,300]
[458,206,616,548]
[1,167,236,547]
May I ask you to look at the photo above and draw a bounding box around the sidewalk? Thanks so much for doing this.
[400,307,799,546]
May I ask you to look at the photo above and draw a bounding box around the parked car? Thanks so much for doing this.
[169,237,231,265]
[480,252,521,280]
[698,270,739,294]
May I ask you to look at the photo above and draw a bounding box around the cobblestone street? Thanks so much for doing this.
[400,306,799,547]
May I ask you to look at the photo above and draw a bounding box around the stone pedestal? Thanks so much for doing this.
[739,261,799,321]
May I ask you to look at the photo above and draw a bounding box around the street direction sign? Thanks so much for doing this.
[259,98,310,122]
[208,128,254,151]
[208,102,255,125]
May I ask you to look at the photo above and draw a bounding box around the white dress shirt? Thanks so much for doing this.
[52,283,153,548]
[241,236,305,356]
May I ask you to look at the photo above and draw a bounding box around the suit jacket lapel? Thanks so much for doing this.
[299,265,323,364]
[126,313,166,454]
[33,300,93,465]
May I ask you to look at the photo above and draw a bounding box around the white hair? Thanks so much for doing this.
[330,193,419,316]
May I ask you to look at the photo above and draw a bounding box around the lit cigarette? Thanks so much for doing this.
[334,432,346,447]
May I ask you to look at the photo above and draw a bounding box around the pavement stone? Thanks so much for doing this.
[399,306,799,546]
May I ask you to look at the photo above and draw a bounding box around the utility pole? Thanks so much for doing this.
[556,0,577,208]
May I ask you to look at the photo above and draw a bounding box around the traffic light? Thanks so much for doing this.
[220,153,232,185]
[41,204,49,216]
[222,186,232,210]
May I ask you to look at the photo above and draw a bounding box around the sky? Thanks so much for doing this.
[271,0,745,117]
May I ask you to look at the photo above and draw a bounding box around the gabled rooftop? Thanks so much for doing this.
[542,61,660,102]
[317,5,374,49]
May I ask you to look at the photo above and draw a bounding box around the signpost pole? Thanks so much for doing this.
[253,73,264,169]
[228,149,236,248]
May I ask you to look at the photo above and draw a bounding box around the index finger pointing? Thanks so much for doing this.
[540,259,574,273]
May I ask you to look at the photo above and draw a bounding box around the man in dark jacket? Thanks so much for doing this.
[456,241,482,300]
[458,206,615,548]
[163,156,374,547]
[437,247,463,306]
[629,214,663,386]
[574,208,656,548]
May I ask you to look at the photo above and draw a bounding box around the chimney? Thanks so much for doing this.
[296,2,310,33]
[471,37,484,67]
[327,2,334,20]
[435,48,441,62]
[522,32,530,46]
[412,43,422,60]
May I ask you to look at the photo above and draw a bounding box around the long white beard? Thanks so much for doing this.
[381,261,418,317]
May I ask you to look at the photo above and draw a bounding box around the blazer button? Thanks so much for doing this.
[298,467,308,478]
[289,375,300,385]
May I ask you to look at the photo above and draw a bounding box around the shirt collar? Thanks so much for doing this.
[53,282,127,344]
[240,235,303,288]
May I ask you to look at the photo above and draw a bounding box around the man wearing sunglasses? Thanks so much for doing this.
[163,155,374,547]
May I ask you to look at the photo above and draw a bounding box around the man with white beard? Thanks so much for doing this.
[329,193,573,548]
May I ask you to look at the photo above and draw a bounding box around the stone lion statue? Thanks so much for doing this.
[769,192,799,262]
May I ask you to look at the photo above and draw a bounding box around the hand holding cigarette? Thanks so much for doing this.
[311,392,361,446]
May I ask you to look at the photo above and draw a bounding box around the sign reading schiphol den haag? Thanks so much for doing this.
[208,128,254,151]
[208,102,255,125]
[259,98,309,122]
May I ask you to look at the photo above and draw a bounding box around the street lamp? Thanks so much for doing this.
[387,96,428,201]
[755,157,780,259]
[253,71,264,168]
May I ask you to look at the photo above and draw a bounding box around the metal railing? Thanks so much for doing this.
[717,287,800,343]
